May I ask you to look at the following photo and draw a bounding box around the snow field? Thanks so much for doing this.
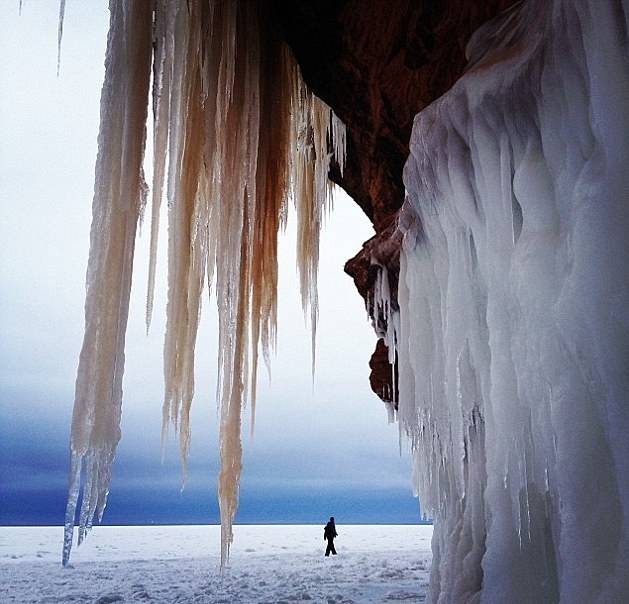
[1,524,432,603]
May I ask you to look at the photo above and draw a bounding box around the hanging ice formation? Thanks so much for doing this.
[370,265,399,409]
[372,0,629,601]
[62,0,345,567]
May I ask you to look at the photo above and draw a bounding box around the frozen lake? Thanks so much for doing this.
[1,524,432,603]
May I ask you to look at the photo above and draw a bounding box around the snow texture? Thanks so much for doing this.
[64,0,345,568]
[2,525,432,604]
[387,0,629,601]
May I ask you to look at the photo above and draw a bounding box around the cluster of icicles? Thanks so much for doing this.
[62,0,345,567]
[374,0,629,601]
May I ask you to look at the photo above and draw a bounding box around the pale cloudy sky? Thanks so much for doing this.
[0,1,419,524]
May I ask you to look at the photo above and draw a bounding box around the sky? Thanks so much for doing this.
[0,1,422,525]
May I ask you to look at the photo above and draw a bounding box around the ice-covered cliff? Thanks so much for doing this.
[60,0,629,600]
[393,1,629,600]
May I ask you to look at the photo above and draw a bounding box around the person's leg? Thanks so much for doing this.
[331,541,337,555]
[325,541,331,556]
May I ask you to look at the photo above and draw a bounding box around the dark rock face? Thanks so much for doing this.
[369,338,398,404]
[271,1,513,402]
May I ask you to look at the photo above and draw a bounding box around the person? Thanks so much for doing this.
[323,516,338,556]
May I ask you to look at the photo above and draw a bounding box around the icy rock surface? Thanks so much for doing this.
[392,0,629,601]
[63,0,344,567]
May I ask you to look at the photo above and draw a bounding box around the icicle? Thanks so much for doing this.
[145,0,175,334]
[398,0,629,600]
[371,264,399,366]
[62,0,153,565]
[154,1,344,565]
[290,82,345,375]
[56,0,65,77]
[161,0,208,479]
[64,0,346,569]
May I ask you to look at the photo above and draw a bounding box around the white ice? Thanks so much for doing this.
[2,525,432,604]
[390,0,629,601]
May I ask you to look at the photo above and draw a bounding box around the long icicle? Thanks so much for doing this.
[62,0,153,565]
[145,0,175,334]
[56,0,66,77]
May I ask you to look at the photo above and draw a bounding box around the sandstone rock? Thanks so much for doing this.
[272,0,513,401]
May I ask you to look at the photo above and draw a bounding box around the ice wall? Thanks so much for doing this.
[396,0,629,601]
[63,0,344,567]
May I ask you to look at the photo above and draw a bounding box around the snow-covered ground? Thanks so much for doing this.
[1,525,432,603]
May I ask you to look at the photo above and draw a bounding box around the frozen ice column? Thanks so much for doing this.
[62,1,152,566]
[399,0,629,601]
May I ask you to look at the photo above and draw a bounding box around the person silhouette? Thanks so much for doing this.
[323,516,338,556]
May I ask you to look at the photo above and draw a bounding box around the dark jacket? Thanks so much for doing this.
[324,521,338,541]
